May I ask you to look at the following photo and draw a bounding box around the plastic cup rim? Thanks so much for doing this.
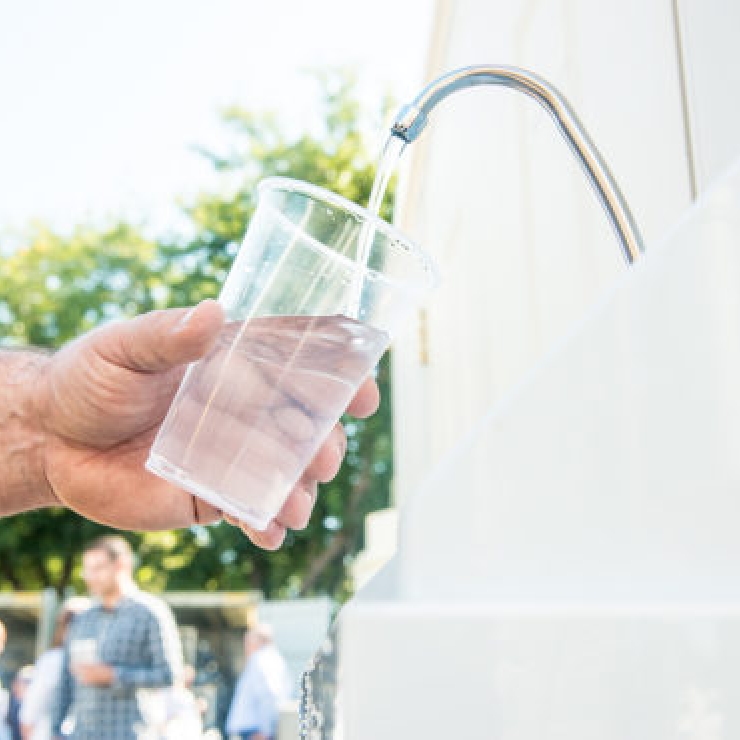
[257,176,440,291]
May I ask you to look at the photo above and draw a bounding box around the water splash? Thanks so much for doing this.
[299,622,341,739]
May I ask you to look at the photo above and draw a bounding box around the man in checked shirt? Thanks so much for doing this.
[51,536,182,740]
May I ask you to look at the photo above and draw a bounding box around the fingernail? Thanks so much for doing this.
[303,481,317,503]
[336,435,347,460]
[174,307,196,332]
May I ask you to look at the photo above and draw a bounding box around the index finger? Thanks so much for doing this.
[345,376,380,418]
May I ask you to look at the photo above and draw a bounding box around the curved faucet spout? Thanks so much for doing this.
[391,64,644,264]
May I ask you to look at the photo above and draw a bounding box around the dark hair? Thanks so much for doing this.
[83,535,133,563]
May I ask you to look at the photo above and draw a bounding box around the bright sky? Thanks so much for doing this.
[0,0,435,237]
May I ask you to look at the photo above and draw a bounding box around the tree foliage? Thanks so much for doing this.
[0,70,395,601]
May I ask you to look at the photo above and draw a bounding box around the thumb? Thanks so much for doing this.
[95,300,225,374]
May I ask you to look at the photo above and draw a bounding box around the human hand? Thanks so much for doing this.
[72,662,115,687]
[37,301,380,548]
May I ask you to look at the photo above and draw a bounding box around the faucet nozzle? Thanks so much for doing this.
[390,104,428,143]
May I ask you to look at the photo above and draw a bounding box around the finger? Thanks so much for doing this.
[345,376,380,418]
[225,514,287,551]
[274,478,318,530]
[94,300,225,374]
[304,423,346,483]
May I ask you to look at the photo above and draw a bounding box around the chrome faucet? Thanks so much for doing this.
[391,65,644,264]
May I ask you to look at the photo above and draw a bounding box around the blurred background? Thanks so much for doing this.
[0,1,433,736]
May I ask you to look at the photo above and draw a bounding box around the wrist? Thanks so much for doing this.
[0,350,58,513]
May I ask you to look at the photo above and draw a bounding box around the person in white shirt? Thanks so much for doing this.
[225,625,293,740]
[19,599,90,740]
[0,619,9,740]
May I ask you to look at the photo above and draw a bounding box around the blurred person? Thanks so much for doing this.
[51,536,183,740]
[225,625,292,740]
[0,301,380,551]
[0,620,9,740]
[8,667,34,740]
[20,599,91,740]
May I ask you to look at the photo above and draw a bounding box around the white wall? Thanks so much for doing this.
[392,0,737,503]
[676,0,740,192]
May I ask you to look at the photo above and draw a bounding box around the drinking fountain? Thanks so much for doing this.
[300,66,740,739]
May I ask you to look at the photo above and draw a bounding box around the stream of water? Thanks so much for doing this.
[346,133,406,318]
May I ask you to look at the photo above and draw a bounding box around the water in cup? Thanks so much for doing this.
[148,314,388,529]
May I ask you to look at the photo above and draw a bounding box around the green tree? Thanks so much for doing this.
[0,70,395,601]
[0,223,162,347]
[0,223,164,592]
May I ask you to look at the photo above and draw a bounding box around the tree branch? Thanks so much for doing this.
[0,555,22,590]
[298,466,373,596]
[58,552,75,594]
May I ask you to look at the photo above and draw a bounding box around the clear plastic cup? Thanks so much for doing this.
[70,638,98,668]
[146,177,437,530]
